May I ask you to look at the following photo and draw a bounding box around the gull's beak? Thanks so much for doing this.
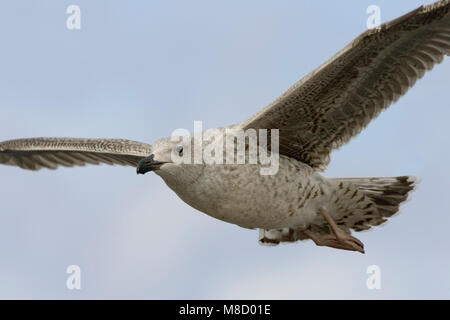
[136,154,165,175]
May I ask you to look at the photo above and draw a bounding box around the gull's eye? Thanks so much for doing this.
[176,146,183,156]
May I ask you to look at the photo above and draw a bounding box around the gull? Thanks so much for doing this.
[1,1,449,253]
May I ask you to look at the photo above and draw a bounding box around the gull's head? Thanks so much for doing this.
[136,136,199,179]
[136,138,175,175]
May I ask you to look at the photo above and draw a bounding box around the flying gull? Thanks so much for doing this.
[1,1,450,253]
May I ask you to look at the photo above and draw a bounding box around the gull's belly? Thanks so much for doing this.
[163,157,330,229]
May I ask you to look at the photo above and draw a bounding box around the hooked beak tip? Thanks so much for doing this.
[136,154,164,175]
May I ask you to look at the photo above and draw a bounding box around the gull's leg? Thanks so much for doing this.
[304,208,365,254]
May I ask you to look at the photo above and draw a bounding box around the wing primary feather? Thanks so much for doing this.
[240,0,450,169]
[0,138,151,171]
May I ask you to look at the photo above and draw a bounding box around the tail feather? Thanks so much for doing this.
[258,176,418,246]
[334,176,418,218]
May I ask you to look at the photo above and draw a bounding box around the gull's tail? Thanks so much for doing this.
[329,176,418,231]
[258,176,418,246]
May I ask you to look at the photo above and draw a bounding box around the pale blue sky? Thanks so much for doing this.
[0,0,449,299]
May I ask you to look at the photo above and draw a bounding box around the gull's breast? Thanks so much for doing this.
[164,157,330,230]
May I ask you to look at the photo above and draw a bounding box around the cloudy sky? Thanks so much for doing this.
[0,0,449,299]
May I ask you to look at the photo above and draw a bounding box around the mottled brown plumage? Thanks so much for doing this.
[241,1,450,171]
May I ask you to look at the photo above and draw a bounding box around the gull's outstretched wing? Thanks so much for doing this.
[241,0,450,170]
[0,138,151,171]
